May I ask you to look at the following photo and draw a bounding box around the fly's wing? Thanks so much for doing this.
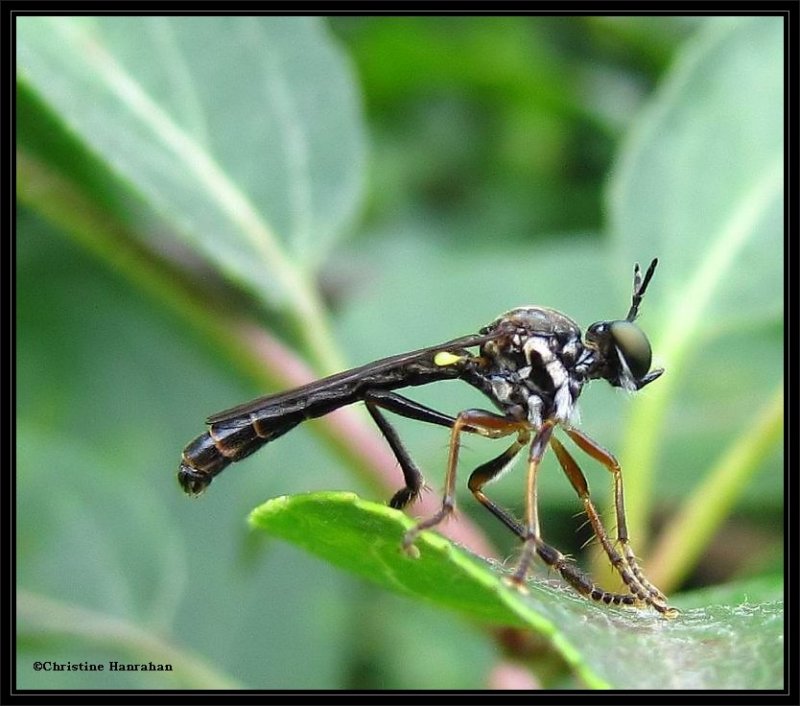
[205,330,502,425]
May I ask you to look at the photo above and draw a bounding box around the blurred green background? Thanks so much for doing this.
[17,16,783,689]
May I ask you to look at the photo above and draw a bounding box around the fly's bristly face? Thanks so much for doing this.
[584,319,660,390]
[583,259,664,391]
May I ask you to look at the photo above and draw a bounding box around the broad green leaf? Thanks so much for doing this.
[251,492,784,690]
[611,16,782,320]
[605,16,784,544]
[17,16,365,307]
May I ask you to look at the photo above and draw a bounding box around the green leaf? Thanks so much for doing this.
[17,16,365,367]
[605,16,784,546]
[250,491,784,690]
[611,17,782,317]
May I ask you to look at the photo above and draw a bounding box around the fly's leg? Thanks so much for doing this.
[493,423,639,607]
[552,433,677,617]
[364,389,477,511]
[402,409,529,551]
[458,424,634,609]
[507,421,553,585]
[532,543,641,608]
[562,427,675,613]
[466,430,531,538]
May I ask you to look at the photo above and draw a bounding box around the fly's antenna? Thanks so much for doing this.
[626,258,658,322]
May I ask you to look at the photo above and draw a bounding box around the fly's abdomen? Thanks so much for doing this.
[178,413,302,495]
[177,348,468,496]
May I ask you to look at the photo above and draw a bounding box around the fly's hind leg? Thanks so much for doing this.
[363,389,458,511]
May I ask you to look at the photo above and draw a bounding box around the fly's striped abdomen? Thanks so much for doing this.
[178,413,303,495]
[178,341,479,495]
[178,378,404,495]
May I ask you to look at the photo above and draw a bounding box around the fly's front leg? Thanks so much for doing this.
[402,409,528,552]
[555,431,677,617]
[505,424,641,609]
[562,427,675,614]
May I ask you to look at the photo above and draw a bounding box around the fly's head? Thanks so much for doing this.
[584,259,664,391]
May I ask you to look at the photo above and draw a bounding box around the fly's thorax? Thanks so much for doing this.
[481,306,582,339]
[477,308,588,425]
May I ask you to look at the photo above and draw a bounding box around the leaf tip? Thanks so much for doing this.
[247,493,291,528]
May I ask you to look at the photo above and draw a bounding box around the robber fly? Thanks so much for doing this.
[179,259,677,617]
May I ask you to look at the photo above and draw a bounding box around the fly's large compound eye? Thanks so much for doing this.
[608,320,652,380]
